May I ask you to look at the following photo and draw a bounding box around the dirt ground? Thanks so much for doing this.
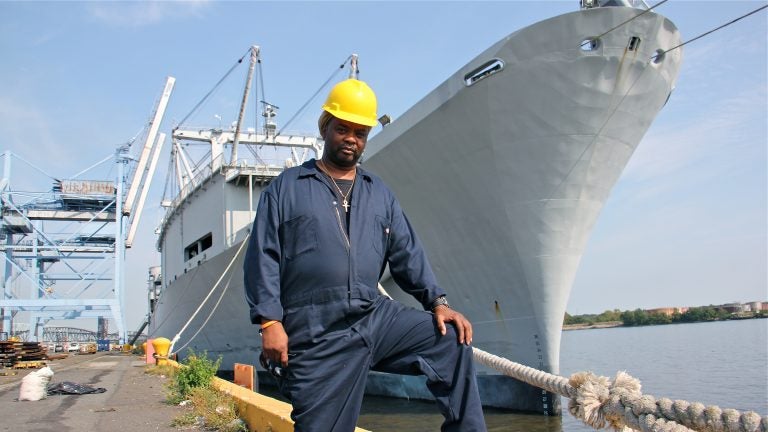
[0,351,189,432]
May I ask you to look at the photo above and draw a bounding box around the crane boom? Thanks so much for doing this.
[124,76,175,215]
[230,46,259,166]
[126,132,165,248]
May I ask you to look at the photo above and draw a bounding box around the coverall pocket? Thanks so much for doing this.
[281,215,318,260]
[372,215,390,258]
[282,304,323,347]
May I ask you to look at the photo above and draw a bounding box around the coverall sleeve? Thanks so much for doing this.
[243,189,283,324]
[385,195,446,310]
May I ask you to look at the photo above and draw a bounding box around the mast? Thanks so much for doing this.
[349,54,359,79]
[230,45,259,166]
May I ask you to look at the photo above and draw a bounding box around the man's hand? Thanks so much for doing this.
[261,321,289,367]
[434,306,473,345]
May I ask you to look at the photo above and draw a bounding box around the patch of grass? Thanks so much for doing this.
[180,386,246,432]
[144,363,176,378]
[154,350,246,431]
[170,387,246,431]
[170,410,199,428]
[166,350,221,404]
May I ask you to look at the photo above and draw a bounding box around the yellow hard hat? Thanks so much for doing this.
[322,79,378,127]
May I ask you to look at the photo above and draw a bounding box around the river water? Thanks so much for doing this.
[356,319,768,431]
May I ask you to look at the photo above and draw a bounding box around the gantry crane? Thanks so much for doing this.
[0,77,174,343]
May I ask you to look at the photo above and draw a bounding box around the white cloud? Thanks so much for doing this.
[87,0,210,28]
[624,83,766,186]
[618,26,765,192]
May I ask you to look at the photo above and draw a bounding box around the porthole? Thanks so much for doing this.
[580,38,600,52]
[464,59,505,86]
[628,36,641,51]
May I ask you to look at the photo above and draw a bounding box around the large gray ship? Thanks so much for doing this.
[148,0,682,413]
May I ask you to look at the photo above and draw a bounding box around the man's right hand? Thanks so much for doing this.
[261,321,289,367]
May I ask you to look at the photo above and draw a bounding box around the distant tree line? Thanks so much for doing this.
[564,306,767,327]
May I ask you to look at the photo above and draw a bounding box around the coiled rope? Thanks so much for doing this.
[472,348,767,432]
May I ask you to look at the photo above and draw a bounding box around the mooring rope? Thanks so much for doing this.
[168,233,250,356]
[472,347,767,432]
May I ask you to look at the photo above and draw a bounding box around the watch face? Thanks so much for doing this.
[433,297,449,309]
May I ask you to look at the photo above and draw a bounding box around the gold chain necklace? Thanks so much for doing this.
[317,160,356,212]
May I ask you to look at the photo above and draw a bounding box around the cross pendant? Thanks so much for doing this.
[342,199,350,212]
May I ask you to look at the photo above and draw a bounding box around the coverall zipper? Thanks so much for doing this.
[332,202,353,303]
[333,205,351,251]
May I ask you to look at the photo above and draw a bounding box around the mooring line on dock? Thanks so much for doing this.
[168,233,251,357]
[473,347,767,432]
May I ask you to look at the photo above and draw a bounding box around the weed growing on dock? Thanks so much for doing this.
[145,351,247,430]
[166,350,221,404]
[144,363,176,379]
[171,386,246,432]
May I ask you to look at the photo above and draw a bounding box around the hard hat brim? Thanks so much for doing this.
[322,107,378,127]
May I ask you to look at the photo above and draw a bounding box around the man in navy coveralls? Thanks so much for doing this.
[244,78,486,432]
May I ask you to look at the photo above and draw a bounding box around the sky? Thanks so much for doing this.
[0,0,765,333]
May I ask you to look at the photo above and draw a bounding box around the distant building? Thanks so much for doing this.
[720,303,746,313]
[646,307,688,316]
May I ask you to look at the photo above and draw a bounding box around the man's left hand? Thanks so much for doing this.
[434,306,473,345]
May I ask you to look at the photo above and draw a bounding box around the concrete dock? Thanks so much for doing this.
[0,352,185,431]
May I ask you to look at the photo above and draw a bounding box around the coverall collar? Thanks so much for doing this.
[297,159,373,183]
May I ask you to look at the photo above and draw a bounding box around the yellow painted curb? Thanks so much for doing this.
[212,375,294,432]
[164,360,370,432]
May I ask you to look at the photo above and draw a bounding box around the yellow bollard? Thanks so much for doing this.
[141,342,147,354]
[152,337,171,366]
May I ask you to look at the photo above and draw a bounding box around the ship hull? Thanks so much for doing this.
[150,5,681,414]
[149,240,255,367]
[363,6,681,412]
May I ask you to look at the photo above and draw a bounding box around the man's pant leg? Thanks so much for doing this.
[279,329,372,432]
[367,299,487,432]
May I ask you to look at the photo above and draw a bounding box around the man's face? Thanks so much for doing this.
[321,117,371,168]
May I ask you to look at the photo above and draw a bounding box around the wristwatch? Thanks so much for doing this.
[431,295,450,311]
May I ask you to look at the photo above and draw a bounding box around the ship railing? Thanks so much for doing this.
[232,156,295,166]
[581,0,651,10]
[179,164,214,203]
[157,156,293,233]
[228,164,285,176]
[231,157,296,170]
[159,162,217,226]
[175,125,316,139]
[172,127,321,154]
